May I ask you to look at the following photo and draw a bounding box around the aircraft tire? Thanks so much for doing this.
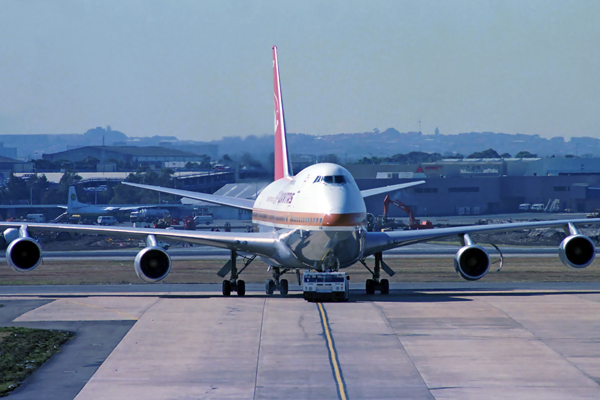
[222,280,232,296]
[266,279,275,295]
[366,279,375,295]
[380,279,389,295]
[237,280,246,296]
[280,279,289,296]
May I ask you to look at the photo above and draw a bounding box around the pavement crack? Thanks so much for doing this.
[137,297,162,321]
[478,295,600,388]
[253,297,266,400]
[373,302,435,398]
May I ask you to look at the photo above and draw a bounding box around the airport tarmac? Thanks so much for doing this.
[2,283,600,399]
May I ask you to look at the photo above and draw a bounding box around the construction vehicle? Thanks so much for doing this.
[383,195,433,230]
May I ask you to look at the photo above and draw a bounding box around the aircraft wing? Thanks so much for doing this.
[103,206,123,211]
[364,218,600,256]
[360,181,425,198]
[112,204,172,212]
[122,182,255,210]
[0,222,277,258]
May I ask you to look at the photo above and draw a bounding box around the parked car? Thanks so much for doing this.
[518,203,531,211]
[97,216,118,225]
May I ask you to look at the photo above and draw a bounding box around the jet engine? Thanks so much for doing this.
[134,235,172,282]
[4,228,42,273]
[454,244,490,281]
[558,234,595,269]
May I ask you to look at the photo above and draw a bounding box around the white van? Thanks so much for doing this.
[97,216,118,225]
[518,203,531,211]
[27,214,46,222]
[531,204,545,212]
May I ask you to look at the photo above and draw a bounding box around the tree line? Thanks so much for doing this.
[0,168,179,206]
[354,149,542,165]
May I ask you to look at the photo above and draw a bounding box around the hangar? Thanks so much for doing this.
[42,146,203,169]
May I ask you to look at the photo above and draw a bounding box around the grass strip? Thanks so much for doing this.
[0,327,74,397]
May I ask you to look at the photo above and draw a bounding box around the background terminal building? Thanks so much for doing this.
[345,157,600,217]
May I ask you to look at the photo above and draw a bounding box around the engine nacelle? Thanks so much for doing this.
[558,234,595,269]
[454,245,490,281]
[6,237,43,273]
[134,246,172,283]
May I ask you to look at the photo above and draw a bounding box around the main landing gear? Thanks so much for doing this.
[359,252,395,295]
[265,266,292,296]
[217,250,256,296]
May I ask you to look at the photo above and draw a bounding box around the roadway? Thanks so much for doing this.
[3,282,600,399]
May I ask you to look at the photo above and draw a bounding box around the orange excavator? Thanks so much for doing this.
[383,195,433,230]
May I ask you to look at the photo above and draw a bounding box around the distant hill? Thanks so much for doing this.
[3,127,599,162]
[211,129,600,162]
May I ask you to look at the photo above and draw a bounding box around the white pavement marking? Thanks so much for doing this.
[14,297,158,321]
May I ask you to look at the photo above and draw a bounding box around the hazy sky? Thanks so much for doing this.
[1,0,599,141]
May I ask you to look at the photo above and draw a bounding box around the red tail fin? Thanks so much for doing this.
[273,46,292,181]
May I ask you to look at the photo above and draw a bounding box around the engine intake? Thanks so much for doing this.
[134,246,172,283]
[454,245,490,281]
[6,237,42,272]
[559,234,595,269]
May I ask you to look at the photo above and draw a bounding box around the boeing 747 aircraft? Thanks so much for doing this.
[1,47,599,300]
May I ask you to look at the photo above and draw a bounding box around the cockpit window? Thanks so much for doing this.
[314,175,346,185]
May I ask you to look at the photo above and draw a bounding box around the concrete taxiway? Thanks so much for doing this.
[2,283,600,399]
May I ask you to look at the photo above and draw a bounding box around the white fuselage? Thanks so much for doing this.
[68,203,114,215]
[252,163,367,271]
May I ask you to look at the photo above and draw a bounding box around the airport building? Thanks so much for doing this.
[346,157,600,217]
[42,146,205,169]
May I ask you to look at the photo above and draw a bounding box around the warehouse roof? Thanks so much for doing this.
[47,146,200,157]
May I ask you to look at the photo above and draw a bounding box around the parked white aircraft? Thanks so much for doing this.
[57,186,162,217]
[58,186,120,215]
[1,47,599,299]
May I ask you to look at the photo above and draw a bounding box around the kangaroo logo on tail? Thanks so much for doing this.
[272,46,293,181]
[67,186,84,212]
